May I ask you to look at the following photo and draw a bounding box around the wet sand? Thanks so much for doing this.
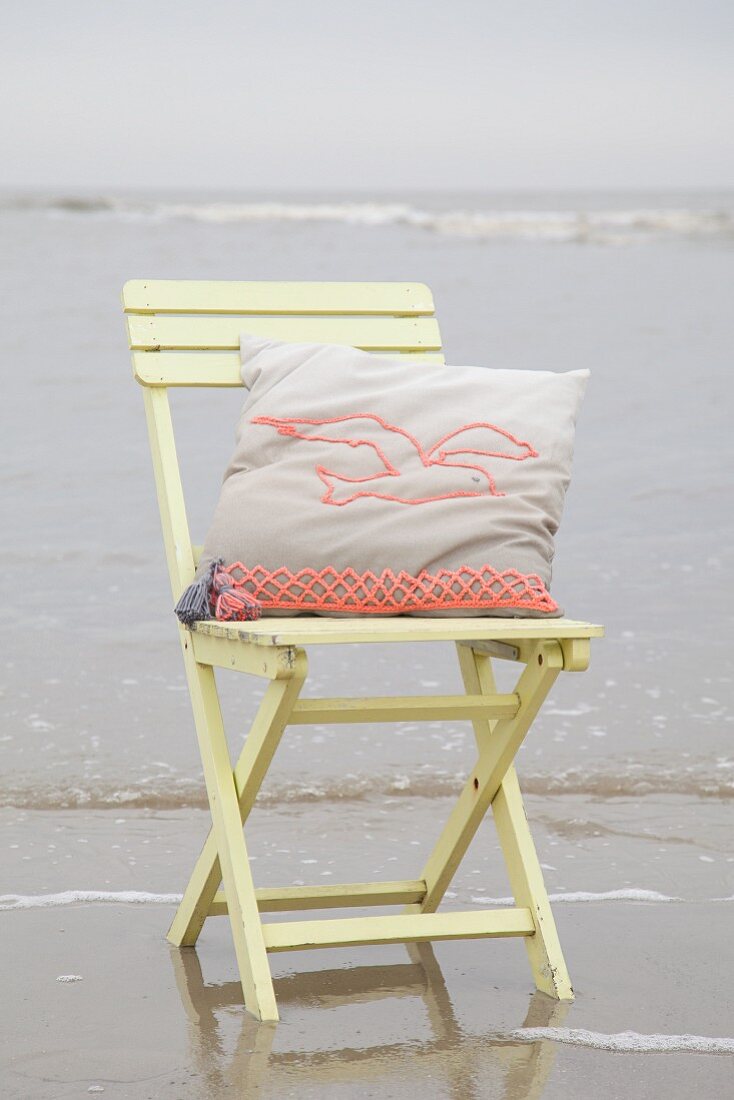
[4,901,734,1099]
[2,802,733,1098]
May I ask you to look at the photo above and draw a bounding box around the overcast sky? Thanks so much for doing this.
[2,0,732,191]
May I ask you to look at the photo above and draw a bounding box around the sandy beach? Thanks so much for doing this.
[2,191,733,1096]
[3,799,734,1097]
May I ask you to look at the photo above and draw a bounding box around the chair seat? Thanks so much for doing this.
[190,615,603,647]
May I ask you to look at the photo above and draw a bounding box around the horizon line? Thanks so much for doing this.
[2,182,734,196]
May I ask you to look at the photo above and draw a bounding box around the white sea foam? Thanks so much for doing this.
[472,889,683,904]
[3,887,727,913]
[508,1027,734,1055]
[551,888,682,903]
[5,195,733,243]
[0,890,182,911]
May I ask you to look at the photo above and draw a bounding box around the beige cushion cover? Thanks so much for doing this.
[197,334,589,617]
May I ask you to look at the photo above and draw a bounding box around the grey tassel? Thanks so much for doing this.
[174,559,222,626]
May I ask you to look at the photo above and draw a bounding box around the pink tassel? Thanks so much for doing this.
[210,563,262,622]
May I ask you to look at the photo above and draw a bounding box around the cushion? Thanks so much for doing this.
[183,334,588,620]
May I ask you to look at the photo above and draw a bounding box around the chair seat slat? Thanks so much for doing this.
[191,616,604,647]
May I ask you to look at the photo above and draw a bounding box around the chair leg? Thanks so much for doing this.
[456,644,573,1000]
[176,651,283,1021]
[492,767,573,999]
[406,641,563,919]
[168,651,307,950]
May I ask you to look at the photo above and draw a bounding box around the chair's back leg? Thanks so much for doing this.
[406,641,561,916]
[141,387,195,599]
[456,643,573,1001]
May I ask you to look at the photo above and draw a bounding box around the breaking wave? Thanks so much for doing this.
[1,763,732,810]
[3,194,733,244]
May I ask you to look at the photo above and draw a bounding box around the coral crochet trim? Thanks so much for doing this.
[214,562,558,617]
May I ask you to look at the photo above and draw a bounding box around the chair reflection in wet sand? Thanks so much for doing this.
[171,943,569,1098]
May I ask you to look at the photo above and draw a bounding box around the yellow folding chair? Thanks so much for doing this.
[123,279,603,1022]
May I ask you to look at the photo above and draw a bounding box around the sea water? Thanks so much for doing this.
[1,189,733,812]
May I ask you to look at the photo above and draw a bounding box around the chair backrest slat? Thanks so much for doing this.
[131,350,446,387]
[123,280,443,598]
[123,279,436,316]
[127,314,442,352]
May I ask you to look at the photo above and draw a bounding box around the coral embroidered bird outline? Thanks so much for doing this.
[251,412,538,505]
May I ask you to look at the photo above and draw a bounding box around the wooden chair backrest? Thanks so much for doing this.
[122,280,444,599]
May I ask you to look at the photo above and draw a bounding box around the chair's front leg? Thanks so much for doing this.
[458,642,574,1000]
[168,650,307,951]
[492,766,573,999]
[176,655,277,1019]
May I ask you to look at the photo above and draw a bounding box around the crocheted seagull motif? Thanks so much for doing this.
[252,413,538,505]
